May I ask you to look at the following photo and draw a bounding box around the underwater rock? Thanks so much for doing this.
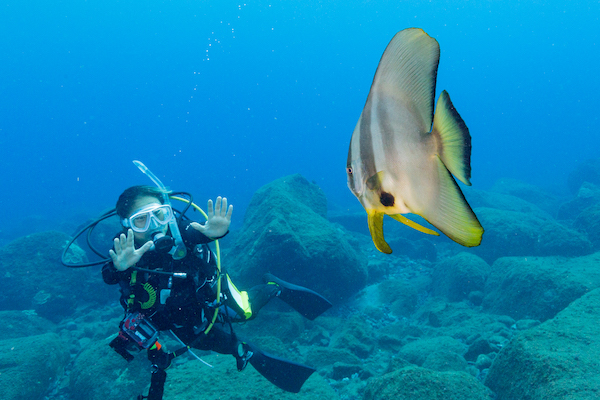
[465,188,552,220]
[0,332,70,400]
[567,158,600,194]
[163,352,338,399]
[421,350,469,373]
[483,253,600,321]
[557,182,600,220]
[305,346,362,368]
[330,315,376,358]
[0,310,57,339]
[485,288,600,399]
[377,278,419,317]
[363,366,493,400]
[69,336,150,400]
[573,202,600,250]
[469,207,591,263]
[490,178,562,217]
[225,174,368,303]
[397,336,467,367]
[0,231,107,322]
[430,252,490,302]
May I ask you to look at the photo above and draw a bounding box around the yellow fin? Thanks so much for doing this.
[432,90,472,185]
[390,214,440,236]
[367,210,392,254]
[421,157,483,247]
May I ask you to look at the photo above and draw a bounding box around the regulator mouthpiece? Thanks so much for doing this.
[152,232,174,254]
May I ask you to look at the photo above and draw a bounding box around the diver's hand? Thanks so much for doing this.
[191,196,233,239]
[109,229,153,271]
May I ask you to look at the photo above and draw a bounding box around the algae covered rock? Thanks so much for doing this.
[0,231,106,321]
[469,207,591,263]
[485,288,600,399]
[226,174,368,302]
[163,352,338,400]
[363,366,493,400]
[0,309,57,339]
[69,336,150,400]
[430,252,490,302]
[483,253,600,321]
[397,336,467,367]
[490,178,561,216]
[0,332,70,400]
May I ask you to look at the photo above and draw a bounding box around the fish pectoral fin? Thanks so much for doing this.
[390,214,440,236]
[421,157,484,247]
[432,90,472,185]
[365,171,386,191]
[367,210,392,254]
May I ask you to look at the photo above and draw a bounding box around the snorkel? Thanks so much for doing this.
[133,160,187,260]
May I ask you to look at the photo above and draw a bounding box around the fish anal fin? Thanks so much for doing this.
[367,210,392,254]
[390,214,440,236]
[424,157,484,247]
[432,90,472,185]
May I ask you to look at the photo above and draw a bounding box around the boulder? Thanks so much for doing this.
[69,336,150,400]
[469,207,591,263]
[0,333,70,400]
[483,253,600,321]
[225,174,368,303]
[397,336,467,366]
[557,182,600,220]
[363,366,492,400]
[567,158,600,194]
[485,288,600,399]
[574,203,600,249]
[0,231,107,321]
[430,252,491,302]
[490,178,562,216]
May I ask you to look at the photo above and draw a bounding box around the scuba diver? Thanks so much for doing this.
[63,161,332,400]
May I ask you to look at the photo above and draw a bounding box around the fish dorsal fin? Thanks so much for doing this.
[371,28,440,132]
[367,210,392,254]
[365,171,385,191]
[390,214,440,236]
[432,90,472,185]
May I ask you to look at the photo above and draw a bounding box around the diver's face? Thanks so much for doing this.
[129,196,168,243]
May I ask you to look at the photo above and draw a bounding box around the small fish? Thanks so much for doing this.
[346,28,484,254]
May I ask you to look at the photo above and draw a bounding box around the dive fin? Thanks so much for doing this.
[264,273,332,320]
[367,210,392,254]
[432,90,472,185]
[247,342,315,393]
[390,213,440,236]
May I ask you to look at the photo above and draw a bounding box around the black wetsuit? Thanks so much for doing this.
[102,220,276,357]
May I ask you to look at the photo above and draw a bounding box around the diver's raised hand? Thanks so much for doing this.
[109,229,153,271]
[191,196,233,239]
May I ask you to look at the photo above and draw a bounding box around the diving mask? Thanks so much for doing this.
[122,204,174,233]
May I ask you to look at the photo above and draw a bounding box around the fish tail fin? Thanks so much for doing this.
[432,90,472,185]
[426,157,483,247]
[389,214,440,236]
[367,210,392,254]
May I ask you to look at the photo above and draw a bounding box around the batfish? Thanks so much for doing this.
[346,28,484,254]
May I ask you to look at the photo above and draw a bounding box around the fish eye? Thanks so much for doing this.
[347,167,353,175]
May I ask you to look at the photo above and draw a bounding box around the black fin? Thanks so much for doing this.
[264,273,332,320]
[247,342,315,393]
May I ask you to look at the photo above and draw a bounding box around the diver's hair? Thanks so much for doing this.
[116,185,165,219]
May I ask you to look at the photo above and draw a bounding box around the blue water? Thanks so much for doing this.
[1,0,598,240]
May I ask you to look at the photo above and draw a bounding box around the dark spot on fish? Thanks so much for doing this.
[380,192,395,207]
